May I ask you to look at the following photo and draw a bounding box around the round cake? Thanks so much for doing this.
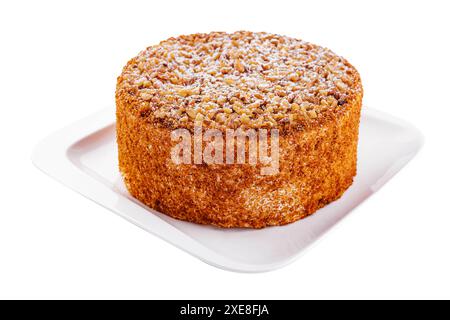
[116,31,363,228]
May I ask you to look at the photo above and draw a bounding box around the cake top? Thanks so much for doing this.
[117,31,362,130]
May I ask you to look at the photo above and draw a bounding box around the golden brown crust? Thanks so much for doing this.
[116,31,363,228]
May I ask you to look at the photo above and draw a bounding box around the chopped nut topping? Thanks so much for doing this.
[234,59,245,73]
[119,31,361,129]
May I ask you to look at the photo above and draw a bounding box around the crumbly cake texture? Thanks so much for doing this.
[116,31,363,228]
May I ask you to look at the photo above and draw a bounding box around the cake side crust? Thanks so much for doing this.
[116,89,362,228]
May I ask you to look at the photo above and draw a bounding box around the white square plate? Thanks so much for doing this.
[32,108,423,273]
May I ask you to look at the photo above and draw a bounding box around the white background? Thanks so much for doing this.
[1,0,449,299]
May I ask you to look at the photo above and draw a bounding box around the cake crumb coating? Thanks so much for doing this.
[116,31,363,228]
